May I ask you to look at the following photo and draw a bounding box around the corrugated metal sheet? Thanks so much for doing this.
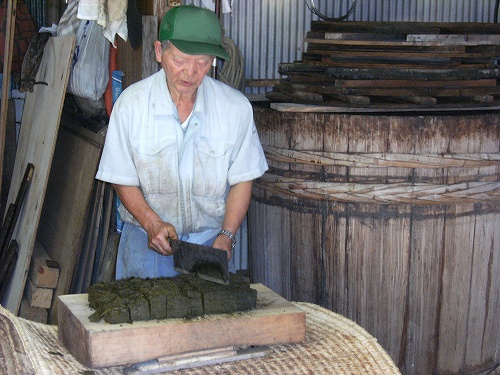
[23,0,45,28]
[186,0,499,93]
[24,0,499,93]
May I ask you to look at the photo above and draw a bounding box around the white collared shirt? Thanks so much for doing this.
[96,69,268,236]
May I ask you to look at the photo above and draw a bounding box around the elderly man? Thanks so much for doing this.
[96,5,268,279]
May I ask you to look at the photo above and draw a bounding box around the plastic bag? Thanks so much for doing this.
[67,20,109,100]
[56,0,79,37]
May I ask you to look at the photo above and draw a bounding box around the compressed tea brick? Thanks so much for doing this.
[183,273,256,314]
[103,306,130,324]
[147,291,167,320]
[87,273,257,324]
[166,293,190,319]
[128,295,150,321]
[153,278,190,318]
[201,285,257,315]
[102,296,129,324]
[172,275,203,316]
[88,290,116,311]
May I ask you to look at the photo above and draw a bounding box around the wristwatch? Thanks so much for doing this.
[218,229,236,251]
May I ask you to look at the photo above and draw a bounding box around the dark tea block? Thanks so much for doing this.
[87,273,256,324]
[128,295,150,321]
[147,292,167,320]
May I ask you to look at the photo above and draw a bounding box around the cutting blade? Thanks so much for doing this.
[170,239,229,285]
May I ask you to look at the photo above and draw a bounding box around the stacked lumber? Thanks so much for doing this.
[267,21,500,109]
[19,241,60,323]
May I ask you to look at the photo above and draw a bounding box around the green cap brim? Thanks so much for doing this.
[171,39,230,61]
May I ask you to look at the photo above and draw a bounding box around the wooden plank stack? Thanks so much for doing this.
[19,241,60,323]
[267,21,500,109]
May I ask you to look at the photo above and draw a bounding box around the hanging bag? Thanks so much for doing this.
[67,19,109,100]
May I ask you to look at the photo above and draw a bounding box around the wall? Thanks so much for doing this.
[185,0,499,93]
[24,0,499,93]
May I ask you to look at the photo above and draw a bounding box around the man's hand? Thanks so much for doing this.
[113,184,178,256]
[212,234,233,260]
[144,219,179,256]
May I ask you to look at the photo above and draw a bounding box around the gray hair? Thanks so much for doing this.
[161,40,173,52]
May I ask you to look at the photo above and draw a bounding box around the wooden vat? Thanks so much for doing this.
[249,105,500,375]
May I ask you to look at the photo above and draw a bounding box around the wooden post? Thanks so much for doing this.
[45,0,62,26]
[0,0,17,201]
[215,0,221,17]
[211,0,221,80]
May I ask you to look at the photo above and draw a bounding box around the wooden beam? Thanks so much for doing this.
[245,79,280,88]
[0,0,17,201]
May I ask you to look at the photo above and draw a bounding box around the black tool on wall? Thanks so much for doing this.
[0,163,34,299]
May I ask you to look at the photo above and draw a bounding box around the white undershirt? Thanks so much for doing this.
[181,110,194,131]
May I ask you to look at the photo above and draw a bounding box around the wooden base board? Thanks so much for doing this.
[57,284,306,369]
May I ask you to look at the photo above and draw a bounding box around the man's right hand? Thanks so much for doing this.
[144,219,179,256]
[112,184,179,256]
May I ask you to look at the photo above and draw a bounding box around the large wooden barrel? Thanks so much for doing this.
[249,105,500,375]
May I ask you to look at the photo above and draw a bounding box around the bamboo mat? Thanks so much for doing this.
[0,302,401,374]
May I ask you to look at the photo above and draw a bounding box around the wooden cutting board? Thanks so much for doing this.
[57,284,306,368]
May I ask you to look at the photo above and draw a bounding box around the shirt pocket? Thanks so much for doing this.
[193,137,231,198]
[132,135,178,194]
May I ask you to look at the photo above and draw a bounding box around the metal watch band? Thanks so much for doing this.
[218,229,236,251]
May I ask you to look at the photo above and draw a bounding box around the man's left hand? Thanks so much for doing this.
[212,234,232,260]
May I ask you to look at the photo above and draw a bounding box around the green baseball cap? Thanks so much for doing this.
[159,5,230,60]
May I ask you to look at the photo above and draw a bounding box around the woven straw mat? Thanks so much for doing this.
[0,302,401,374]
